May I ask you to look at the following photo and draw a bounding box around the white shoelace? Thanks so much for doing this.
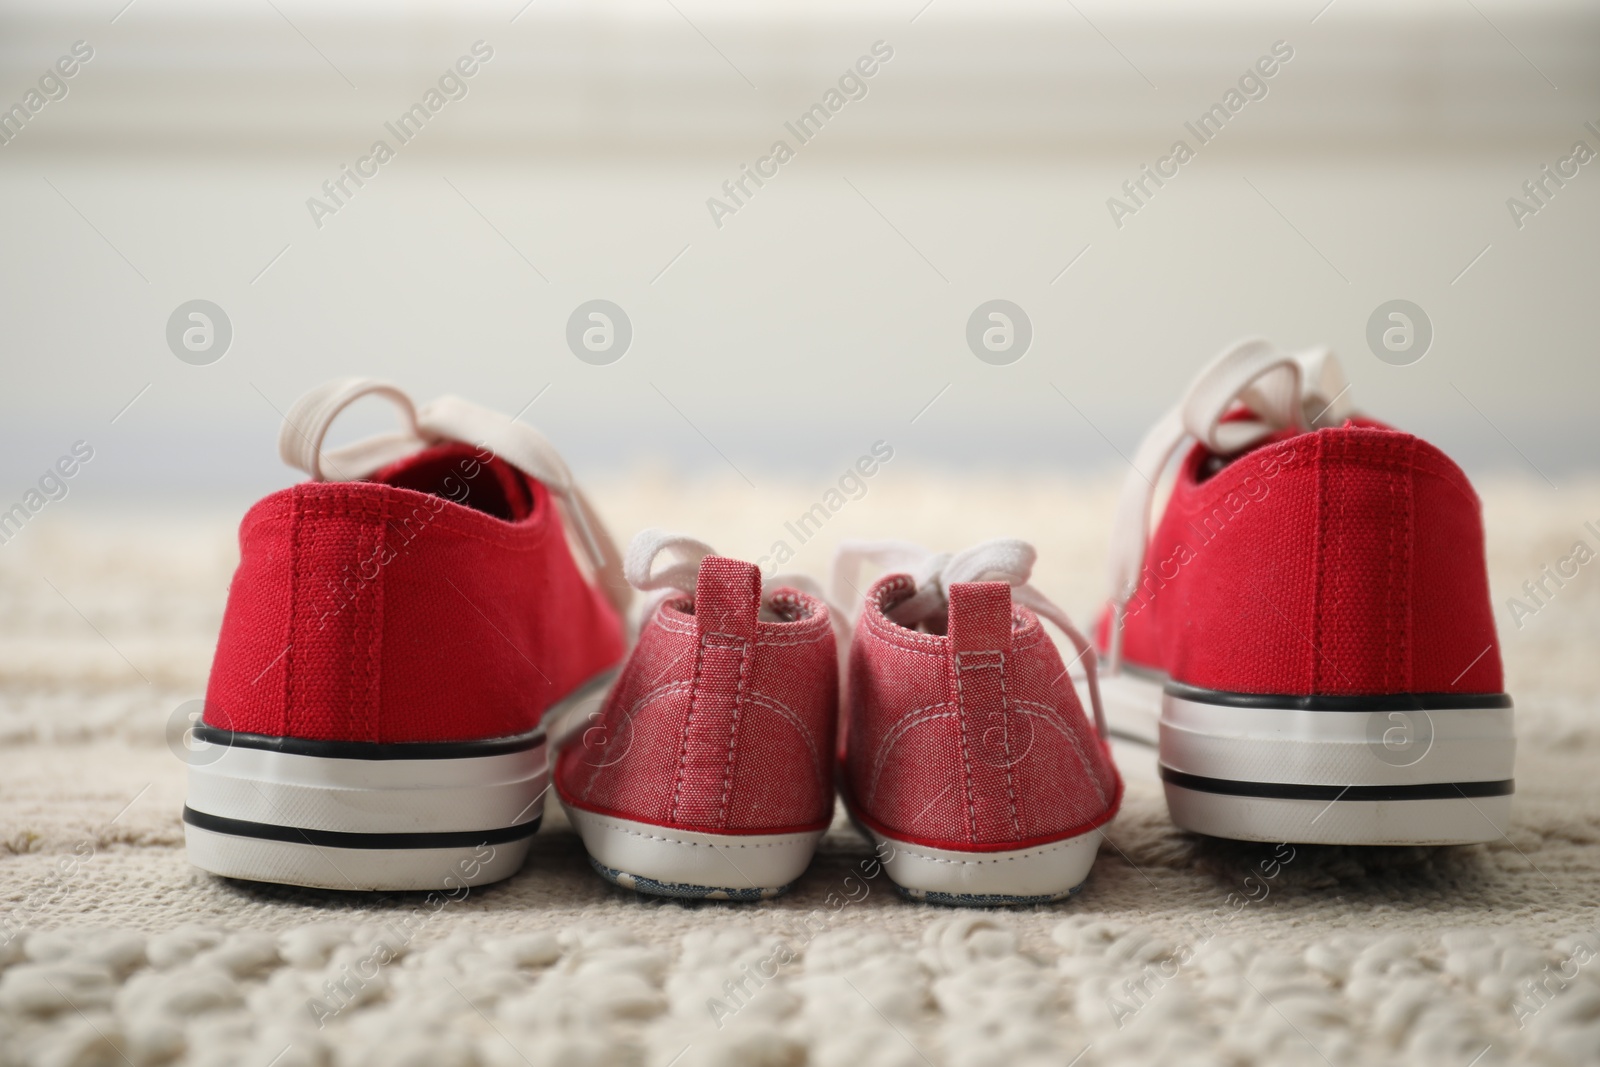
[625,528,850,646]
[1104,338,1356,671]
[831,538,1108,740]
[278,377,631,619]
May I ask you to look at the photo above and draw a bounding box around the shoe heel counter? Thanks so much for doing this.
[559,561,830,834]
[667,558,764,830]
[1312,431,1502,694]
[946,582,1020,845]
[952,584,1122,845]
[204,486,392,741]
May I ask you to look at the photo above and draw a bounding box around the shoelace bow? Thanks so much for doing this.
[831,538,1108,740]
[1105,338,1356,671]
[278,377,631,619]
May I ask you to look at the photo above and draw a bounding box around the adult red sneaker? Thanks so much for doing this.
[184,378,629,891]
[554,531,840,900]
[1095,339,1515,845]
[833,539,1122,906]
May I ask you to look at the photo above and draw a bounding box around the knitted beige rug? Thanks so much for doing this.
[2,472,1597,1067]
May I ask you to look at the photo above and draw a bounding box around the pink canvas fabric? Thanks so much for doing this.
[555,556,838,835]
[842,576,1122,851]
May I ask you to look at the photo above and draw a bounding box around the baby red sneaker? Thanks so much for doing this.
[554,531,840,900]
[184,378,629,890]
[1095,339,1514,845]
[833,539,1121,905]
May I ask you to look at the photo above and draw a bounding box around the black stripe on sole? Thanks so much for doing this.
[1159,767,1514,802]
[182,806,542,850]
[1163,681,1512,712]
[191,725,545,760]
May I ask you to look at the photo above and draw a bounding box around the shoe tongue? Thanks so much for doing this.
[367,442,535,521]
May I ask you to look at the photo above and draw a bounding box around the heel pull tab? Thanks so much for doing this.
[947,581,1014,654]
[693,557,762,639]
[671,556,762,827]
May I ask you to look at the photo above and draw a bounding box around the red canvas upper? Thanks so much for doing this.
[555,556,838,835]
[1096,421,1504,696]
[843,575,1123,852]
[204,441,626,743]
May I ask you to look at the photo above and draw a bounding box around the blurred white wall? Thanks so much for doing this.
[1,0,1597,503]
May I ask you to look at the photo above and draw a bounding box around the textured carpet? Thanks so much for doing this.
[2,472,1598,1067]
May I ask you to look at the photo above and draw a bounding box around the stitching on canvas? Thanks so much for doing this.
[1387,462,1400,691]
[670,635,712,823]
[863,576,949,654]
[283,487,301,740]
[952,651,979,840]
[290,493,556,553]
[1315,436,1331,692]
[1335,437,1348,689]
[651,604,697,636]
[864,704,961,807]
[576,680,696,798]
[743,632,833,648]
[582,815,815,851]
[653,609,830,647]
[365,498,388,742]
[1011,699,1110,809]
[994,652,1021,837]
[1401,439,1417,689]
[717,635,754,826]
[873,831,1096,866]
[745,690,825,783]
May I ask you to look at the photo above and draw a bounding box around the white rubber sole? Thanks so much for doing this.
[1106,671,1516,845]
[184,729,550,891]
[847,809,1104,906]
[183,825,533,892]
[561,804,824,901]
[1159,788,1512,846]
